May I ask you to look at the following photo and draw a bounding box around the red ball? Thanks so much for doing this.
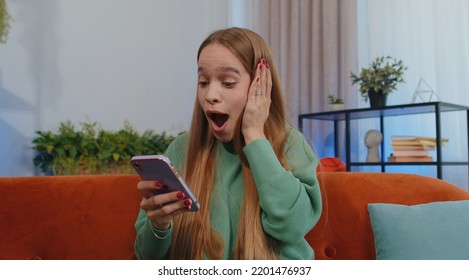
[317,157,346,172]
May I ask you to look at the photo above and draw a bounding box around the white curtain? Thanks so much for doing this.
[358,0,469,107]
[357,0,469,189]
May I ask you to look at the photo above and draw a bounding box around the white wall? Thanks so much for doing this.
[0,0,230,176]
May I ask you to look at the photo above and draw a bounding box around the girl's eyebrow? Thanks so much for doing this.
[198,66,241,75]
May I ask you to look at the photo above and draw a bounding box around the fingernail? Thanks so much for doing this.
[177,192,184,199]
[256,76,260,82]
[155,181,163,188]
[261,58,267,65]
[259,64,263,70]
[184,199,192,206]
[266,63,270,69]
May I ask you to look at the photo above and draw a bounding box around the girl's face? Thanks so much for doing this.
[197,44,251,142]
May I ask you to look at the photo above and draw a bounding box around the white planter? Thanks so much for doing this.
[330,104,345,111]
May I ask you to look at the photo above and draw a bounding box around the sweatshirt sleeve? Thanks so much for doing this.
[243,128,322,244]
[133,134,188,259]
[134,210,172,259]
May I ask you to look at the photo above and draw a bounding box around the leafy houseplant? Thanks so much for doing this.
[328,94,344,111]
[32,121,177,175]
[0,0,11,44]
[328,94,344,104]
[350,56,408,107]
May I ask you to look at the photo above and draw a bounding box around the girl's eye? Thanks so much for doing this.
[223,82,236,88]
[198,81,209,87]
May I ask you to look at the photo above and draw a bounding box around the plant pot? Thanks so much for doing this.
[368,90,387,108]
[330,104,345,111]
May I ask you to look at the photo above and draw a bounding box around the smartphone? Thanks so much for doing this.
[130,155,200,211]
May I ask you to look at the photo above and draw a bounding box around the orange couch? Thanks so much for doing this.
[1,173,468,260]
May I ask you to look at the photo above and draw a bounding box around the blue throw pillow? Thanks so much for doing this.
[368,200,469,260]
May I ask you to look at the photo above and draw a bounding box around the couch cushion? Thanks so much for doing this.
[368,200,469,260]
[0,175,141,260]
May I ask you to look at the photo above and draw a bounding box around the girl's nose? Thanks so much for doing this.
[205,85,221,104]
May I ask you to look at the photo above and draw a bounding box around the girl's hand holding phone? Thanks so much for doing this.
[136,180,192,230]
[131,155,200,230]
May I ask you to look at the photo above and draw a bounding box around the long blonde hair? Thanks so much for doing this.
[169,27,289,259]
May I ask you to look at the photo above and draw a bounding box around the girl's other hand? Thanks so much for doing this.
[242,58,272,145]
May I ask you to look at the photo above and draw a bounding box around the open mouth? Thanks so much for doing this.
[208,112,229,128]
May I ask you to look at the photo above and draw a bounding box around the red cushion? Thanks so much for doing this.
[317,157,346,172]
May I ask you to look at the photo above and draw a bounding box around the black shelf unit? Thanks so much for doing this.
[298,102,469,182]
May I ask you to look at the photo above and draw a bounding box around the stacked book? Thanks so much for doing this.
[387,136,449,162]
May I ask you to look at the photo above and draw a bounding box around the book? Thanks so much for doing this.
[391,140,423,146]
[419,139,448,147]
[387,156,433,162]
[391,145,432,150]
[391,141,437,150]
[392,150,429,157]
[391,136,419,141]
[392,136,448,143]
[391,136,448,148]
[391,136,448,142]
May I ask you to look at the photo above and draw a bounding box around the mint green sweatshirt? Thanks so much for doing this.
[134,127,322,259]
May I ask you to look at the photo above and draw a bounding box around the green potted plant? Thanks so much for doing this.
[328,94,344,111]
[0,0,11,44]
[32,120,177,175]
[350,56,408,108]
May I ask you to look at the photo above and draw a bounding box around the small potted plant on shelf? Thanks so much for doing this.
[349,56,408,108]
[328,94,345,111]
[32,120,178,175]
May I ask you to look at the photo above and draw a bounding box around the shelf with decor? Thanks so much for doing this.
[298,101,469,185]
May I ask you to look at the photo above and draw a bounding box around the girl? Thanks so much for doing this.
[134,27,322,260]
